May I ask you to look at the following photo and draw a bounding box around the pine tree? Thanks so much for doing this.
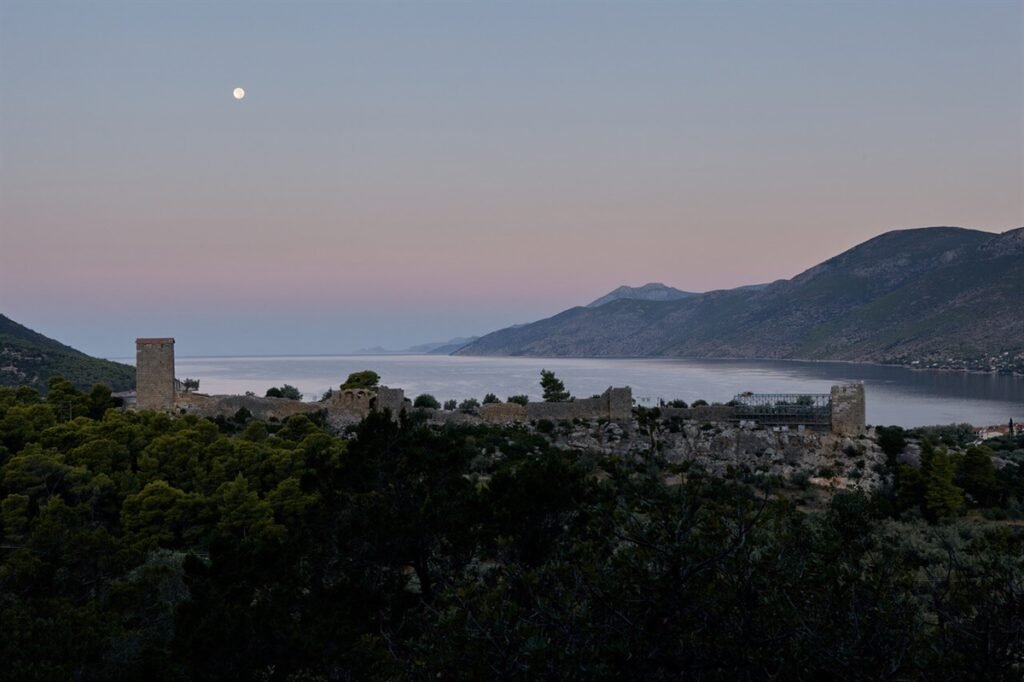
[540,369,570,402]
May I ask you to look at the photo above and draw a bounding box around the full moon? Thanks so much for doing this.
[233,87,245,100]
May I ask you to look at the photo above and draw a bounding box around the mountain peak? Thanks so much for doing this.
[587,283,696,308]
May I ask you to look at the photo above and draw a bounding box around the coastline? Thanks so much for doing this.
[449,351,1024,378]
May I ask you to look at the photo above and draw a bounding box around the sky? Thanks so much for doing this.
[2,0,1022,358]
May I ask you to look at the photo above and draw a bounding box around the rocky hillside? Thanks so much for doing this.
[0,314,135,393]
[587,282,695,307]
[457,227,1024,372]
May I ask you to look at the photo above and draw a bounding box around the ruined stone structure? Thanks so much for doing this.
[375,386,411,414]
[132,336,865,435]
[479,402,529,423]
[830,383,866,436]
[175,387,412,424]
[136,338,176,411]
[479,387,632,423]
[660,385,866,436]
[175,392,323,421]
[328,389,375,416]
[659,405,740,422]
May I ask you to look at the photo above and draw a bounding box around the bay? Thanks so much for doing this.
[123,355,1024,429]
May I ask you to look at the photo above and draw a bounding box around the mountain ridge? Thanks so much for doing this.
[455,226,1024,373]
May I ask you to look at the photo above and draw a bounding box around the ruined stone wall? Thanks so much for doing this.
[425,409,481,426]
[830,383,866,435]
[525,387,633,422]
[173,386,410,423]
[607,387,633,421]
[526,400,593,421]
[325,389,375,415]
[375,387,409,415]
[136,338,175,411]
[659,405,738,422]
[175,393,321,420]
[480,402,529,423]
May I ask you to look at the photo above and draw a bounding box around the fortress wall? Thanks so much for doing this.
[659,405,738,421]
[375,387,409,414]
[136,338,175,411]
[480,402,529,423]
[324,389,375,414]
[527,398,601,421]
[175,386,411,423]
[426,410,480,426]
[525,387,633,422]
[175,393,321,420]
[607,387,634,421]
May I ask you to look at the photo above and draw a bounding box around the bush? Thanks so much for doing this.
[458,398,480,413]
[791,471,811,490]
[414,394,441,409]
[507,395,529,406]
[341,371,380,390]
[443,399,457,411]
[692,399,709,407]
[266,384,302,400]
[876,426,907,461]
[910,423,975,449]
[482,393,500,404]
[536,419,555,434]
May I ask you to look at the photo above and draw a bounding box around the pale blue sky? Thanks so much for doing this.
[2,0,1021,357]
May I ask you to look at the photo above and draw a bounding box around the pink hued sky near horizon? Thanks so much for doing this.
[2,1,1022,358]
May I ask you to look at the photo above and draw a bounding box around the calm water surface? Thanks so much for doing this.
[124,355,1023,428]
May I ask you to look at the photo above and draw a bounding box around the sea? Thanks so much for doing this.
[111,354,1024,429]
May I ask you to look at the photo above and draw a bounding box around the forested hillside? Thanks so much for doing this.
[0,314,134,392]
[1,383,1022,679]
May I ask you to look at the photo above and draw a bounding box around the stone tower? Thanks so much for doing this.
[136,338,175,411]
[830,383,866,435]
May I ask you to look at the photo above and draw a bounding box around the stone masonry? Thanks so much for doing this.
[375,386,411,414]
[830,383,866,435]
[136,338,176,411]
[479,387,634,424]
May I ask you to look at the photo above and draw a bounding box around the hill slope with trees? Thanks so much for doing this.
[0,314,135,392]
[0,384,1021,679]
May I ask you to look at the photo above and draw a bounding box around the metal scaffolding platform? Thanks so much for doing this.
[732,392,831,427]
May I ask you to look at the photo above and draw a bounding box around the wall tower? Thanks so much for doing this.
[136,338,175,411]
[830,383,866,435]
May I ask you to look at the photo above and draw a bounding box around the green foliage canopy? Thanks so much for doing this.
[341,371,380,390]
[413,394,440,409]
[265,384,302,400]
[0,384,1022,680]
